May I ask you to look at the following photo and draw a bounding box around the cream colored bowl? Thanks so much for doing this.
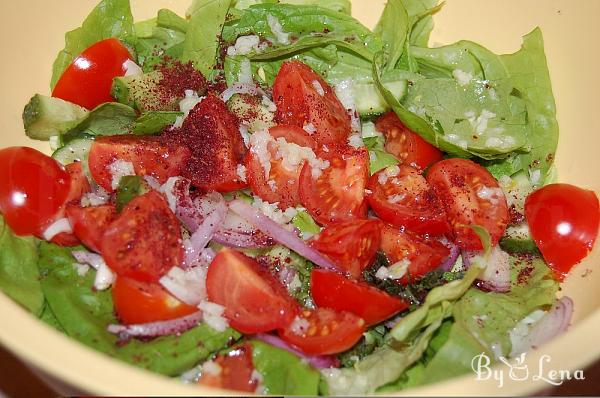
[0,0,598,395]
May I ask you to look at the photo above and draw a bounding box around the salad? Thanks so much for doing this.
[1,0,599,395]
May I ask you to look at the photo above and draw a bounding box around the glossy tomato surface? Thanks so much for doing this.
[525,183,600,280]
[52,38,133,110]
[427,158,509,250]
[112,277,198,325]
[206,249,299,334]
[198,344,257,392]
[66,203,116,253]
[0,147,71,236]
[278,308,365,355]
[311,269,408,325]
[273,61,351,146]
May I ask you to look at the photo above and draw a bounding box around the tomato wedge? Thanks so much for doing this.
[380,224,450,284]
[278,308,365,355]
[525,183,600,280]
[66,204,117,253]
[367,165,450,235]
[52,38,133,110]
[101,191,183,283]
[112,277,198,325]
[245,125,316,209]
[310,219,381,279]
[88,135,191,192]
[427,158,509,250]
[273,61,351,146]
[299,147,369,225]
[311,269,408,325]
[206,249,299,334]
[198,344,258,392]
[162,93,247,192]
[375,112,443,171]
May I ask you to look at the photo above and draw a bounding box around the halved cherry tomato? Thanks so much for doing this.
[299,147,369,225]
[427,158,509,250]
[66,204,117,252]
[163,93,247,192]
[311,269,408,325]
[367,165,450,236]
[525,183,600,280]
[101,191,183,283]
[278,308,365,355]
[198,344,257,392]
[206,249,299,334]
[310,220,381,279]
[88,135,191,192]
[380,224,450,284]
[52,38,133,110]
[0,147,70,236]
[245,125,316,209]
[273,61,351,146]
[112,277,198,325]
[375,112,443,171]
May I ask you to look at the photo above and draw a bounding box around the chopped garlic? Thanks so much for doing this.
[348,134,364,148]
[267,14,290,45]
[108,159,135,190]
[452,69,473,86]
[73,263,90,277]
[236,164,247,183]
[303,123,317,135]
[238,58,253,84]
[375,259,411,280]
[202,360,222,376]
[467,109,496,135]
[94,261,116,291]
[387,193,406,204]
[312,80,325,96]
[198,300,229,332]
[289,316,310,335]
[261,95,277,112]
[477,186,505,205]
[174,90,205,128]
[226,35,261,56]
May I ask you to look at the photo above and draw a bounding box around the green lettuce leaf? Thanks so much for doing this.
[135,17,186,72]
[157,9,188,33]
[291,211,321,238]
[0,216,44,315]
[374,0,409,72]
[132,111,183,135]
[62,102,137,141]
[363,135,399,174]
[50,0,135,89]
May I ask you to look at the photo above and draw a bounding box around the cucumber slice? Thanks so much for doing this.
[23,94,89,140]
[52,138,93,165]
[354,80,407,117]
[498,171,532,214]
[500,223,540,254]
[226,94,275,132]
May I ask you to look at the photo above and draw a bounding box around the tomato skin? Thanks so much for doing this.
[66,204,117,253]
[198,344,257,392]
[273,61,351,146]
[112,277,198,325]
[525,184,600,280]
[278,308,365,355]
[88,135,191,192]
[299,147,369,226]
[206,249,299,334]
[367,165,450,236]
[0,147,70,236]
[52,38,133,110]
[426,158,509,250]
[310,269,408,326]
[245,125,316,209]
[310,219,381,279]
[380,224,450,284]
[101,191,183,283]
[375,112,443,171]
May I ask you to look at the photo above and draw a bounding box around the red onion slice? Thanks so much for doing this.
[220,82,266,102]
[253,333,340,369]
[462,246,511,293]
[107,311,203,339]
[228,200,339,271]
[183,192,227,266]
[438,240,460,272]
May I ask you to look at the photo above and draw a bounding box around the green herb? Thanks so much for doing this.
[115,176,150,211]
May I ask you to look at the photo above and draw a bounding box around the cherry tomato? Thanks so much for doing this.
[310,219,381,279]
[206,249,299,334]
[0,147,70,236]
[427,158,509,250]
[525,183,600,280]
[164,93,247,192]
[112,277,198,325]
[380,224,450,284]
[88,135,191,192]
[278,308,365,355]
[273,61,351,146]
[66,203,117,253]
[52,38,133,110]
[101,191,183,283]
[310,269,408,326]
[198,344,257,392]
[245,125,316,209]
[299,147,369,225]
[375,112,443,171]
[367,165,450,235]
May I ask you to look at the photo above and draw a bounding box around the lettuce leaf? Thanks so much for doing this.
[62,103,137,142]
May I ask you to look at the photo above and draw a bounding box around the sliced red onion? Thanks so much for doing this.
[509,297,574,357]
[72,251,105,270]
[183,192,227,266]
[461,246,511,293]
[107,311,203,339]
[220,82,266,102]
[228,200,339,271]
[438,240,460,272]
[253,333,340,369]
